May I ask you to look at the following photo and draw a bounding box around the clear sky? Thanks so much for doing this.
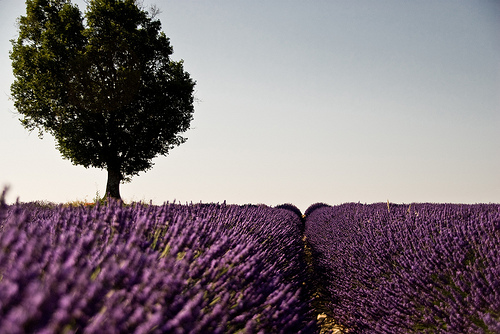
[1,0,499,212]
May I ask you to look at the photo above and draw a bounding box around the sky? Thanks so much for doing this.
[0,0,499,212]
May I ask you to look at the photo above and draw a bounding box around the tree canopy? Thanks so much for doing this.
[10,0,196,200]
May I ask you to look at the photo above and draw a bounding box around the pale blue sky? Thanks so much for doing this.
[1,0,499,212]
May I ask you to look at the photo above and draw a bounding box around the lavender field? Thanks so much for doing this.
[1,189,499,333]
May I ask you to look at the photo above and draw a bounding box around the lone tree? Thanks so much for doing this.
[10,0,196,200]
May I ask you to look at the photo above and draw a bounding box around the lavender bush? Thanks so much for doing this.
[0,193,316,333]
[305,202,500,333]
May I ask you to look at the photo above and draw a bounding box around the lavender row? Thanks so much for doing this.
[0,195,316,333]
[304,202,500,333]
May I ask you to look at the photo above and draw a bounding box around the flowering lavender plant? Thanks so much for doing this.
[305,202,500,333]
[0,192,316,333]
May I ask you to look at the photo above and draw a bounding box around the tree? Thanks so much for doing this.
[10,0,196,200]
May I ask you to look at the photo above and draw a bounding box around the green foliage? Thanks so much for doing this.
[10,0,196,198]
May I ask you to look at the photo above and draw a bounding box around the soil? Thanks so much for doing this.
[302,235,346,333]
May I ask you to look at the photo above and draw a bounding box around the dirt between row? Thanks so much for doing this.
[301,235,344,334]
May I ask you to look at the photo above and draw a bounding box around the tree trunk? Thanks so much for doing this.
[105,167,122,200]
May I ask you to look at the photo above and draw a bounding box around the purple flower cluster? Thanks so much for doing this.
[0,195,316,333]
[305,202,500,333]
